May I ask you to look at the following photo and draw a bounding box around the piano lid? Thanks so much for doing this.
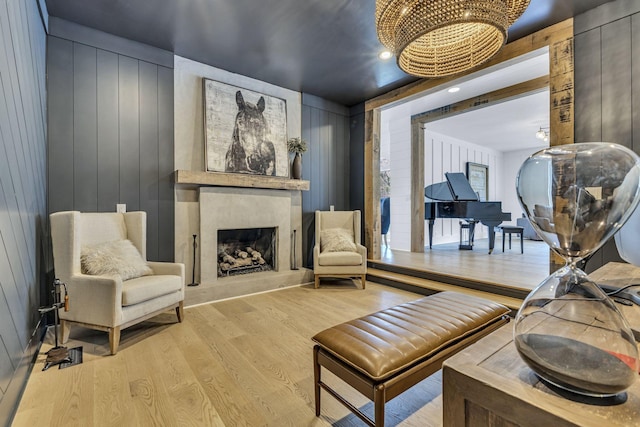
[425,172,480,202]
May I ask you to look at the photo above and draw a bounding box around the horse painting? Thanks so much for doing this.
[204,79,287,176]
[225,91,276,175]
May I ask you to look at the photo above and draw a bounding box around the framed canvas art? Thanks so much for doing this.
[203,79,288,177]
[466,162,489,201]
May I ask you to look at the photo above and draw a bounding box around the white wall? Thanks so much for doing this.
[173,56,301,277]
[387,116,412,251]
[423,130,503,245]
[501,146,547,225]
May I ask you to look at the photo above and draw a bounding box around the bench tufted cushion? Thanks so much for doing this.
[312,291,509,381]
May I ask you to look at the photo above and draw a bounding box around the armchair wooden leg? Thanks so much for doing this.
[361,275,366,289]
[60,319,70,343]
[315,275,320,289]
[109,326,121,355]
[176,301,184,322]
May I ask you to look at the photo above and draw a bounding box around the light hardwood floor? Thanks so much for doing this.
[13,282,447,427]
[379,237,551,291]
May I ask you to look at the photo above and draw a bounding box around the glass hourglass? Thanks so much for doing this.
[514,142,640,397]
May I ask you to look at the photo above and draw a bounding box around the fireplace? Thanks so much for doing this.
[217,227,276,277]
[199,186,295,285]
[177,180,313,305]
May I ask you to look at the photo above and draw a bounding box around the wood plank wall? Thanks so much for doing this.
[0,0,47,423]
[574,0,640,273]
[349,103,366,215]
[47,18,175,262]
[300,94,351,267]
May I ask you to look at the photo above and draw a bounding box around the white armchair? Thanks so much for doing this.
[313,210,367,289]
[50,211,185,355]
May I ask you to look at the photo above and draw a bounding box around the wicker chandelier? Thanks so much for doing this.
[376,0,531,78]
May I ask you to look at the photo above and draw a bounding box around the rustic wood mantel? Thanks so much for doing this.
[174,170,310,191]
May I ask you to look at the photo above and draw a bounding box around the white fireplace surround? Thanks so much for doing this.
[200,187,293,284]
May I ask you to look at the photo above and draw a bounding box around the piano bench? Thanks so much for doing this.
[499,225,524,253]
[312,292,510,427]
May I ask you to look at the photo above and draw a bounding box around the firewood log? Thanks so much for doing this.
[222,254,236,264]
[235,249,249,259]
[246,247,266,264]
[235,257,252,267]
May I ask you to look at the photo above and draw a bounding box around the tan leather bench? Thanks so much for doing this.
[312,291,510,427]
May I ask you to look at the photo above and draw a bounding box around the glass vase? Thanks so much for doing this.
[514,142,640,397]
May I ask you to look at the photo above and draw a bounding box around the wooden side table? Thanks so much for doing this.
[443,263,640,427]
[590,262,640,339]
[443,325,640,427]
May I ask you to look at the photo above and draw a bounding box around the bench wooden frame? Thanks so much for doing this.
[313,314,509,427]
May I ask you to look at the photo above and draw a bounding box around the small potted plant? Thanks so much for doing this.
[287,137,307,179]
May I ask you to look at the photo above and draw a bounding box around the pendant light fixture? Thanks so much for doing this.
[375,0,531,78]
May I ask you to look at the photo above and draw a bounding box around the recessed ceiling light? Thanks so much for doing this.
[536,127,549,140]
[447,87,461,93]
[379,50,393,60]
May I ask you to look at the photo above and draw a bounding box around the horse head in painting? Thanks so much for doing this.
[225,91,276,175]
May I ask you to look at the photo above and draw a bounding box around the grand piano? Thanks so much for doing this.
[425,172,511,254]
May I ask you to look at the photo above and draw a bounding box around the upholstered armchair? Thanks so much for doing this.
[313,210,367,289]
[50,211,185,355]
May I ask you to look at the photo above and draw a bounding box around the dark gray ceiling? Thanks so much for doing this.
[45,0,614,107]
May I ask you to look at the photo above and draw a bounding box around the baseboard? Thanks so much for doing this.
[0,320,46,427]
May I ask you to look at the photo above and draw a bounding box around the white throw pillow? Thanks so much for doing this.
[320,228,357,253]
[81,239,152,281]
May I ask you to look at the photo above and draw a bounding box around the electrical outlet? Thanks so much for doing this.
[116,204,126,213]
[330,205,335,211]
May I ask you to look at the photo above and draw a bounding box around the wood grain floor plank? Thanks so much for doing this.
[42,352,95,426]
[93,353,136,426]
[124,338,180,426]
[189,315,281,423]
[166,322,252,426]
[174,310,267,426]
[15,283,456,426]
[9,403,55,426]
[379,238,549,291]
[149,329,226,426]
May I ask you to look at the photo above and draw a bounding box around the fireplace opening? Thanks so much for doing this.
[217,227,276,277]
